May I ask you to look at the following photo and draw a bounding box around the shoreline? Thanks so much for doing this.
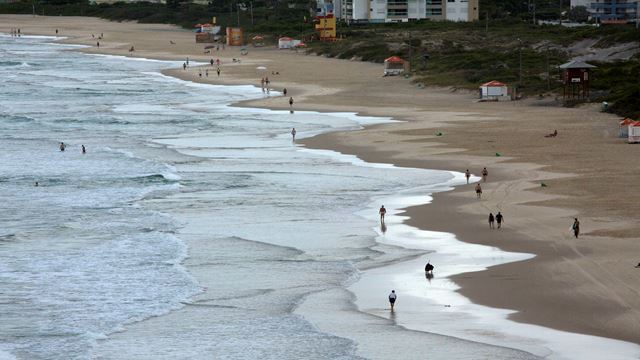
[3,15,640,350]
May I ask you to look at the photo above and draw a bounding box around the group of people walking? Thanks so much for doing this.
[466,168,489,199]
[488,212,504,229]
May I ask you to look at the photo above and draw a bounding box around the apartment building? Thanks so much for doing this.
[570,0,638,22]
[338,0,478,22]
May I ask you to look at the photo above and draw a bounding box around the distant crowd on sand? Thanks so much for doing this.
[9,28,21,37]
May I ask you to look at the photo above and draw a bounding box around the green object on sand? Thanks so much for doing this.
[495,152,502,157]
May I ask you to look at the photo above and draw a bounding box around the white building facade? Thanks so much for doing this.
[339,0,477,22]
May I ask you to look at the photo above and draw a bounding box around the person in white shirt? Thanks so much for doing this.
[388,290,397,310]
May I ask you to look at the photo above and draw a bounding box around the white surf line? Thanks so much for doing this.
[298,148,640,359]
[60,42,638,358]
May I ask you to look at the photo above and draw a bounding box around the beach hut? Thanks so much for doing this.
[252,35,265,47]
[383,56,408,76]
[619,118,636,138]
[629,122,640,144]
[479,80,511,101]
[278,37,295,49]
[559,60,596,99]
[226,27,244,46]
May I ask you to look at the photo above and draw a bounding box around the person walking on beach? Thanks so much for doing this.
[481,167,488,182]
[489,212,495,229]
[379,205,387,223]
[205,69,209,77]
[81,145,86,154]
[496,212,504,229]
[96,41,100,48]
[388,290,397,310]
[59,142,66,152]
[291,128,296,142]
[475,183,482,199]
[186,57,189,66]
[465,169,471,184]
[289,97,294,107]
[217,68,221,77]
[283,88,287,97]
[572,218,580,238]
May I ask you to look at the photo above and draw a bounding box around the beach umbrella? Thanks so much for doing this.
[256,66,267,75]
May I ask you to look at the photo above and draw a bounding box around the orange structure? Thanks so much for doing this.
[226,27,244,46]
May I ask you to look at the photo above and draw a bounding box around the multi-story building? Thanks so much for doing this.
[570,0,638,22]
[336,0,477,22]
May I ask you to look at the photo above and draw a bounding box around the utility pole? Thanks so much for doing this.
[32,2,35,17]
[250,1,254,26]
[533,1,536,25]
[485,11,489,36]
[636,0,639,29]
[546,46,550,90]
[408,31,413,69]
[518,38,523,88]
[559,0,562,26]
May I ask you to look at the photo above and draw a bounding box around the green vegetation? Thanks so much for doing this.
[309,20,639,118]
[1,0,638,117]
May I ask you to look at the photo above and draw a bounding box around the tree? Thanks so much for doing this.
[568,6,589,23]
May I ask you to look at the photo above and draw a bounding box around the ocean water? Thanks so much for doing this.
[0,34,631,360]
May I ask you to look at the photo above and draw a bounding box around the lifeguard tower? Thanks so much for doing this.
[559,61,596,99]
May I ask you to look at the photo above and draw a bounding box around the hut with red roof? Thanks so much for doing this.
[628,121,640,144]
[479,80,511,101]
[619,118,636,138]
[383,56,408,76]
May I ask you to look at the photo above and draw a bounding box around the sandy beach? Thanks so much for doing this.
[3,14,639,348]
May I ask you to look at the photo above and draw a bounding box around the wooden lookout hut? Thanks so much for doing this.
[559,61,596,99]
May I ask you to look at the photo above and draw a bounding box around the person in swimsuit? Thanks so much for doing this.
[572,218,580,238]
[291,128,296,141]
[465,169,471,184]
[388,290,397,310]
[481,167,488,182]
[475,183,482,199]
[59,142,66,151]
[379,205,387,223]
[81,145,86,154]
[489,212,495,229]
